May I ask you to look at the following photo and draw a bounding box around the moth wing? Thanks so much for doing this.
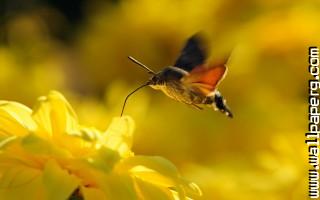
[174,34,207,72]
[182,64,227,95]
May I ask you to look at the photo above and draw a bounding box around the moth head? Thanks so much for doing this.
[149,74,163,85]
[121,56,158,116]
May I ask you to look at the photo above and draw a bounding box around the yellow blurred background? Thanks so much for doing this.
[1,0,319,199]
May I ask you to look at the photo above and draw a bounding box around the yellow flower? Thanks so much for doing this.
[0,91,201,200]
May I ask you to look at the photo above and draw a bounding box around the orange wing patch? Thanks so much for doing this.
[182,64,227,95]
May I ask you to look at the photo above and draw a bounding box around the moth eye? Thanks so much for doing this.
[151,76,158,82]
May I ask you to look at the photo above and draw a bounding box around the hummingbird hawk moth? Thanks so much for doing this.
[121,34,233,118]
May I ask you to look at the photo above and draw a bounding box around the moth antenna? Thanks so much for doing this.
[128,56,155,75]
[121,82,150,116]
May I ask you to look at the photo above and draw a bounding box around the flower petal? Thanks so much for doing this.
[0,165,45,200]
[86,146,120,173]
[0,135,18,149]
[42,160,80,200]
[21,133,71,158]
[100,116,134,157]
[102,174,137,200]
[32,91,78,138]
[81,187,107,200]
[116,156,180,182]
[129,166,176,187]
[0,141,42,169]
[133,177,175,200]
[0,164,41,189]
[180,179,202,197]
[0,101,36,137]
[115,156,200,199]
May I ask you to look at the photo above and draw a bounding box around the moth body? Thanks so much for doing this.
[149,67,205,105]
[123,34,233,118]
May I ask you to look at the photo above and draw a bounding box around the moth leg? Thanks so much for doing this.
[190,103,203,110]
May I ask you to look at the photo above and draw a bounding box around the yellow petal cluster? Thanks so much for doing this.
[0,91,201,200]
